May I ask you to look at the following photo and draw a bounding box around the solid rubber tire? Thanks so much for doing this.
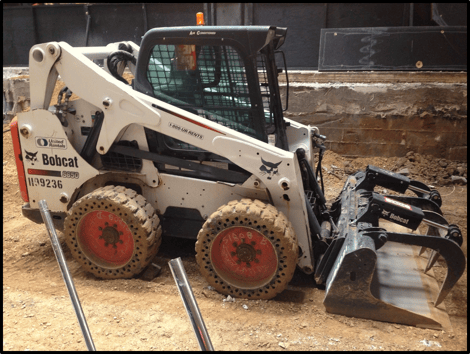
[195,198,298,299]
[64,185,162,279]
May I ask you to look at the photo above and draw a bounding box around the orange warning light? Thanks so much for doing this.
[196,12,204,26]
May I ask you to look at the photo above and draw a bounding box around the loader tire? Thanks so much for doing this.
[64,185,162,279]
[196,198,298,300]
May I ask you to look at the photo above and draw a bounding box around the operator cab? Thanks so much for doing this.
[133,25,289,179]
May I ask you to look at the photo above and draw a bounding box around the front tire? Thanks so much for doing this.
[64,185,162,279]
[195,198,298,299]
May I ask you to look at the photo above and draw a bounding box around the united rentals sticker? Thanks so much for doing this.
[36,137,67,150]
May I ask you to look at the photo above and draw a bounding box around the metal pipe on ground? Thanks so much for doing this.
[169,257,214,351]
[38,199,96,351]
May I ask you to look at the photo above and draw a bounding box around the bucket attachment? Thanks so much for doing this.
[318,166,466,329]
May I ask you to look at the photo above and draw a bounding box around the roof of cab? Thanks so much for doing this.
[140,25,287,55]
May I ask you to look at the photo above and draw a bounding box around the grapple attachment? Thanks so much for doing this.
[317,166,466,329]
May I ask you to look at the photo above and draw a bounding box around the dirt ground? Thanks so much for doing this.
[2,77,467,351]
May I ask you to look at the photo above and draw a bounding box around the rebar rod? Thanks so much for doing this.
[38,200,96,351]
[169,257,214,351]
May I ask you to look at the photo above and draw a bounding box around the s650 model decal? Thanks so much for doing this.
[62,171,79,179]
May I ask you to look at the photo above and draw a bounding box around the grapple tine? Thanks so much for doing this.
[419,211,449,258]
[424,250,440,273]
[434,273,461,307]
[434,224,465,306]
[419,225,430,256]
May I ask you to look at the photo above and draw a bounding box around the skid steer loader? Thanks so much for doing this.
[11,15,465,330]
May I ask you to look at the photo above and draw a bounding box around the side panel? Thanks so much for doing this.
[284,118,314,165]
[59,99,102,154]
[17,109,99,212]
[150,174,270,218]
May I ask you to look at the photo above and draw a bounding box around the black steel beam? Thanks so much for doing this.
[319,26,467,71]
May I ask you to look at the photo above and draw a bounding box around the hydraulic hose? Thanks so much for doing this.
[296,148,326,206]
[107,47,136,85]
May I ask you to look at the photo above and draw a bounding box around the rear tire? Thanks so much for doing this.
[64,185,162,279]
[195,198,298,299]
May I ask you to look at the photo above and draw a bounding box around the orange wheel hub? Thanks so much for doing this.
[77,211,134,268]
[210,226,278,289]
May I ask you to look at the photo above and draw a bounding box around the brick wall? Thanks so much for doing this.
[280,72,467,161]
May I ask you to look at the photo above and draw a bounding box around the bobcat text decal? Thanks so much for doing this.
[42,153,79,168]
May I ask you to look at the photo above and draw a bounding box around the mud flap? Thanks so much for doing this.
[324,237,452,330]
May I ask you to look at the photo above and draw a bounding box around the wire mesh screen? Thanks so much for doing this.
[147,44,263,150]
[100,140,142,172]
[257,53,274,133]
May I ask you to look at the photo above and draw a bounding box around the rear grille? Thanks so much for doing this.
[100,140,142,172]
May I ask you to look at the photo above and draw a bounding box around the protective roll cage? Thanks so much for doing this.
[105,26,291,183]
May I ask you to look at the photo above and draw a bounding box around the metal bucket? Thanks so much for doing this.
[324,221,452,330]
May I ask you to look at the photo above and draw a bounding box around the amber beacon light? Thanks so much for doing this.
[196,12,205,25]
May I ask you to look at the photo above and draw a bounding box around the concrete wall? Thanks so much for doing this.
[280,72,467,161]
[3,68,30,123]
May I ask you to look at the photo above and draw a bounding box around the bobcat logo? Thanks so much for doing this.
[381,209,390,217]
[259,157,282,180]
[25,150,38,165]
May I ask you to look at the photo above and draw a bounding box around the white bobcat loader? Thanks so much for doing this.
[11,16,465,330]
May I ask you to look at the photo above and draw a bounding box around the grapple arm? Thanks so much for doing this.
[357,165,442,207]
[318,166,466,329]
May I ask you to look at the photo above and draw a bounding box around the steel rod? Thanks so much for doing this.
[422,218,449,231]
[408,184,430,195]
[38,200,96,351]
[76,47,115,60]
[84,5,91,47]
[169,257,214,351]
